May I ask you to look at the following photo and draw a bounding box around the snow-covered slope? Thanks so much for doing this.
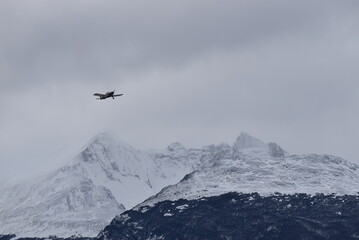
[0,173,124,238]
[0,132,197,238]
[138,133,359,208]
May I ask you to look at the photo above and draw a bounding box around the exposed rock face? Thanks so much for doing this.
[268,142,285,158]
[233,132,266,150]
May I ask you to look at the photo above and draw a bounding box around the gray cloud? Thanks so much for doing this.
[2,0,355,89]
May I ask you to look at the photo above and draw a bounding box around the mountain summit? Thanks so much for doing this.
[233,132,266,150]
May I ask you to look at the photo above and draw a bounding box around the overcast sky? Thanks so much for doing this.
[1,0,359,182]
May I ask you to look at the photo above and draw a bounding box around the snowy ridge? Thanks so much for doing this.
[138,136,359,208]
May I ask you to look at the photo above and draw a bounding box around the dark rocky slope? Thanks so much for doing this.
[99,192,359,240]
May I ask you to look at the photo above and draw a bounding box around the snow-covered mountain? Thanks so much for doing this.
[138,133,359,208]
[0,132,197,238]
[2,132,359,238]
[99,133,359,240]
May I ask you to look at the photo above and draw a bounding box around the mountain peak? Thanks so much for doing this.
[90,131,117,144]
[233,132,266,150]
[86,131,133,149]
[76,131,137,166]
